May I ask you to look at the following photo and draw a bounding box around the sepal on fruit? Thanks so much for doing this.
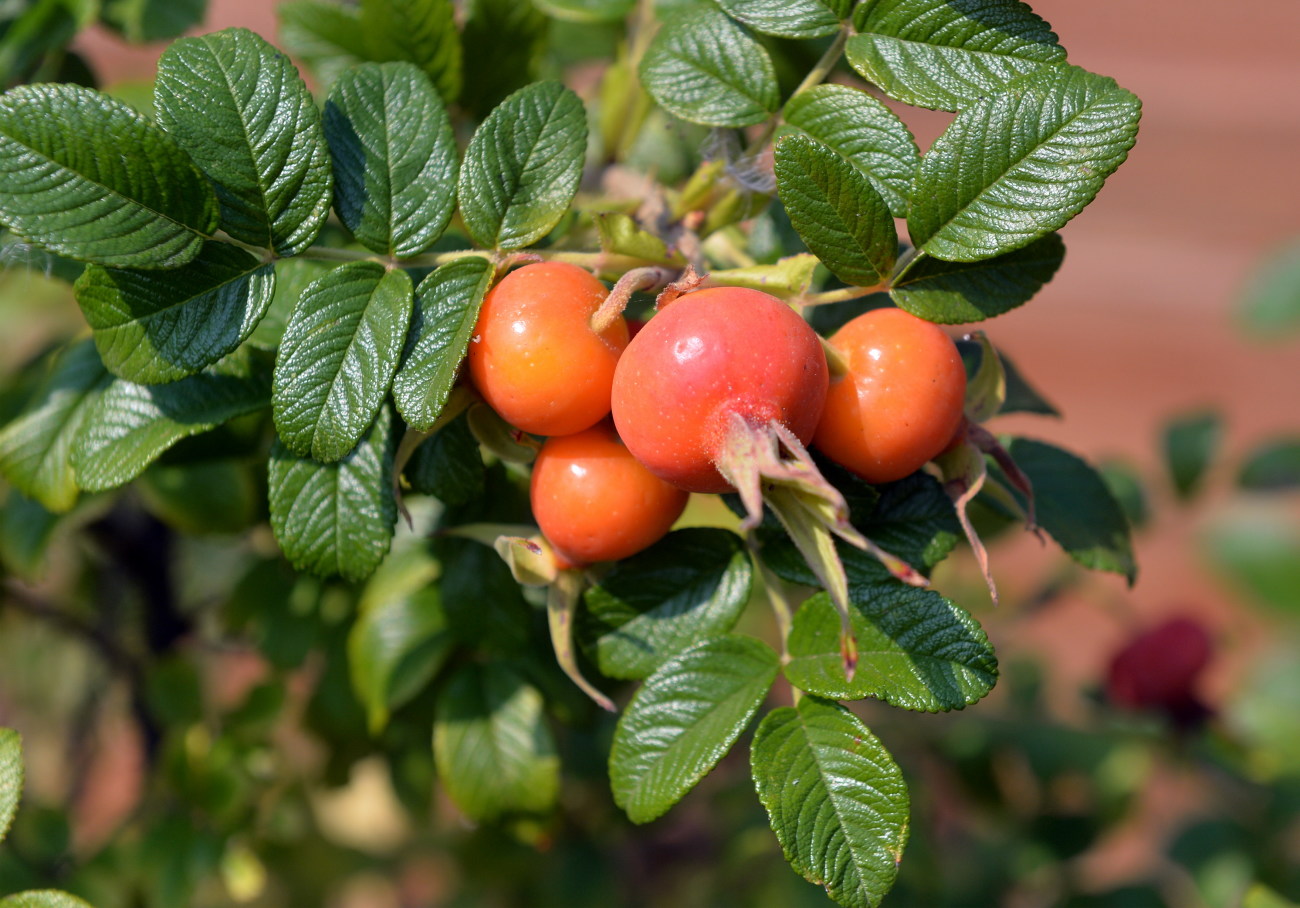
[715,413,924,680]
[547,569,617,712]
[467,402,541,464]
[936,437,998,605]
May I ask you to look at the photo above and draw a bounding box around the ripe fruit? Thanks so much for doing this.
[610,287,828,493]
[530,421,688,568]
[468,262,629,436]
[814,308,966,484]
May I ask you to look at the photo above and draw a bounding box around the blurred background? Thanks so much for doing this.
[1,0,1298,905]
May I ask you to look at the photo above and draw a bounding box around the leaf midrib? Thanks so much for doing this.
[0,113,212,240]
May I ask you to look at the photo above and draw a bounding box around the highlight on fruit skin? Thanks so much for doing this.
[610,285,829,493]
[468,261,629,437]
[529,420,689,569]
[814,307,967,484]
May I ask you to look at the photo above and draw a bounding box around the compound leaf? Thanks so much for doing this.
[610,635,778,824]
[782,84,919,218]
[784,584,998,710]
[580,528,754,680]
[0,340,108,512]
[268,404,396,581]
[0,83,216,268]
[71,353,271,492]
[891,233,1065,323]
[775,135,896,287]
[433,662,559,821]
[74,242,276,384]
[101,0,203,43]
[325,62,457,257]
[460,0,548,118]
[273,262,413,462]
[638,5,778,128]
[848,0,1065,111]
[391,256,493,431]
[457,81,586,250]
[1238,438,1300,491]
[155,28,333,257]
[360,0,461,103]
[0,727,20,844]
[1003,437,1136,582]
[752,697,909,908]
[349,544,452,733]
[909,65,1141,262]
[715,0,849,39]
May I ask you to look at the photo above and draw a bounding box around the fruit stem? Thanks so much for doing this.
[547,570,616,712]
[590,265,678,334]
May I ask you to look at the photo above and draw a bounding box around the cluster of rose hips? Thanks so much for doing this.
[467,261,967,573]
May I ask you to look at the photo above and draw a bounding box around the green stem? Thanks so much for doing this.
[744,24,851,157]
[890,246,928,285]
[802,281,889,306]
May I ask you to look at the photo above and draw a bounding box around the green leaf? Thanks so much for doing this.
[715,0,849,39]
[457,81,587,250]
[775,135,896,287]
[139,460,260,536]
[756,470,959,587]
[957,339,1060,416]
[461,0,548,118]
[436,535,531,654]
[268,404,396,582]
[638,5,779,128]
[361,0,461,104]
[403,411,485,505]
[1238,438,1300,491]
[391,257,493,431]
[909,65,1141,262]
[433,662,560,821]
[782,85,919,218]
[0,339,108,512]
[532,0,634,23]
[891,234,1064,323]
[71,353,271,492]
[278,0,370,89]
[74,242,276,384]
[610,635,779,824]
[155,28,334,257]
[349,544,452,733]
[0,83,217,268]
[0,491,70,580]
[580,528,754,680]
[847,0,1065,111]
[0,727,20,844]
[325,62,457,257]
[752,697,909,908]
[273,262,413,462]
[101,0,203,42]
[1162,411,1221,500]
[0,891,94,908]
[708,254,820,297]
[1238,238,1300,340]
[1004,437,1136,582]
[0,0,95,85]
[785,584,997,710]
[1203,508,1300,619]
